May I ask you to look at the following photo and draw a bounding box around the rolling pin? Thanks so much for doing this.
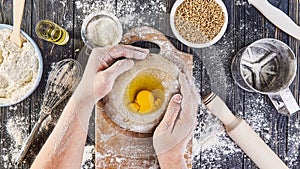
[203,93,288,169]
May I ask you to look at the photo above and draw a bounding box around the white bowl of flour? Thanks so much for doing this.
[0,24,43,107]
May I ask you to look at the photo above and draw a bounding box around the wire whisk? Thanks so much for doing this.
[16,58,82,165]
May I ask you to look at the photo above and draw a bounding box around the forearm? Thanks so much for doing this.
[30,94,94,169]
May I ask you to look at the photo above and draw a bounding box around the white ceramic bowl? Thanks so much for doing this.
[170,0,228,48]
[81,12,123,49]
[0,24,43,107]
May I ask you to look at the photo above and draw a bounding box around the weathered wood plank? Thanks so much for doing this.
[287,0,300,168]
[0,0,299,168]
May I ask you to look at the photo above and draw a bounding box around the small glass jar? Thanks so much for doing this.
[35,20,69,45]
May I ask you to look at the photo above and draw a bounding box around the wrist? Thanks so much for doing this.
[71,88,95,110]
[66,94,94,133]
[157,152,186,169]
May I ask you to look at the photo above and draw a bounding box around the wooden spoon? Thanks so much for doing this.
[10,0,26,47]
[0,50,3,64]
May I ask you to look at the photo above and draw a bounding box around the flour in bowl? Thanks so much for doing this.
[87,17,120,47]
[0,29,39,105]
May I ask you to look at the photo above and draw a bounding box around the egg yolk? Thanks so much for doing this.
[128,90,162,114]
[125,70,165,114]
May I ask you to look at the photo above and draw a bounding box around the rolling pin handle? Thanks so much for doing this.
[227,119,288,169]
[204,93,288,169]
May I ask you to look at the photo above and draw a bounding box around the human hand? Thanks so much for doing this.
[72,45,149,132]
[73,45,149,106]
[153,71,199,169]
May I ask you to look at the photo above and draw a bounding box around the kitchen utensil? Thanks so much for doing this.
[10,0,25,47]
[0,49,2,63]
[95,26,193,168]
[16,59,82,164]
[248,0,300,40]
[170,0,228,48]
[201,59,288,168]
[203,93,288,169]
[81,11,122,49]
[231,38,299,115]
[0,24,43,107]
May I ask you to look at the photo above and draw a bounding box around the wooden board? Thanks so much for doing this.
[95,26,193,168]
[1,1,299,168]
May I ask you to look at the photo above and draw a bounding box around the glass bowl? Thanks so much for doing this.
[81,11,123,49]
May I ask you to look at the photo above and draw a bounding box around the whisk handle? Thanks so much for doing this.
[16,112,49,165]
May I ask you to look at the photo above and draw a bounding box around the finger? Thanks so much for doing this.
[180,70,200,100]
[179,72,192,98]
[185,70,200,102]
[98,58,110,71]
[119,45,150,55]
[158,94,182,131]
[103,59,134,81]
[108,45,149,60]
[179,72,198,122]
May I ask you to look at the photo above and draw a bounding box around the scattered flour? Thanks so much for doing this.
[2,115,28,168]
[1,1,299,169]
[235,0,247,6]
[3,115,95,169]
[81,145,95,169]
[193,104,241,168]
[75,0,167,32]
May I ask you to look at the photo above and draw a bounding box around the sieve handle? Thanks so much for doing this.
[268,88,300,115]
[204,93,288,169]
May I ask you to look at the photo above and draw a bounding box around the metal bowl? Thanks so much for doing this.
[170,0,228,48]
[81,12,123,49]
[0,24,43,107]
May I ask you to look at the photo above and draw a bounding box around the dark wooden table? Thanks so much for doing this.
[0,0,299,168]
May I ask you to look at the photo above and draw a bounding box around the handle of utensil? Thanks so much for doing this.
[268,88,300,115]
[12,0,25,33]
[204,93,288,169]
[248,0,300,40]
[16,113,48,165]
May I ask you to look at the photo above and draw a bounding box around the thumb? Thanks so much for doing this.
[103,59,134,81]
[158,94,182,131]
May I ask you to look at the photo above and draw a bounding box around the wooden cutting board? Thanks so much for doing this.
[95,26,193,169]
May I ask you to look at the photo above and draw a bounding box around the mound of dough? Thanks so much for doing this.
[103,54,180,133]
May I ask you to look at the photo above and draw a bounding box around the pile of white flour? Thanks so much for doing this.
[86,17,120,47]
[0,29,39,104]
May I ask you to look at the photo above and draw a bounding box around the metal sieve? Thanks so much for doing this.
[231,38,299,115]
